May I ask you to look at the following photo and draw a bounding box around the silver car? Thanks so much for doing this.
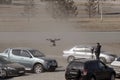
[0,48,58,73]
[111,57,120,76]
[63,45,117,63]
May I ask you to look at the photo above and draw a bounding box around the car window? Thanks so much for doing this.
[73,47,92,53]
[3,49,9,53]
[98,62,106,69]
[74,50,86,52]
[12,49,21,56]
[117,57,120,61]
[29,50,45,57]
[84,50,91,53]
[21,50,31,57]
[85,61,98,70]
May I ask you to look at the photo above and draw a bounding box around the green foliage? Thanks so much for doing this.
[45,0,78,19]
[23,0,35,17]
[85,0,98,18]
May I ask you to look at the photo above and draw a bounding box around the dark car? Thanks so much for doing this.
[0,56,25,78]
[65,59,116,80]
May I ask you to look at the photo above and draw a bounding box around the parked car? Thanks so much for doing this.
[63,45,117,63]
[111,57,120,76]
[0,48,58,73]
[0,56,25,78]
[65,59,116,80]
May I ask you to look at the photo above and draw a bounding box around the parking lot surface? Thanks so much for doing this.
[7,68,120,80]
[7,56,67,80]
[5,55,120,80]
[8,70,65,80]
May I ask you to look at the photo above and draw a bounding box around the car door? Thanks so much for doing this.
[11,49,34,70]
[84,48,92,59]
[97,61,110,80]
[100,62,112,79]
[73,48,86,59]
[19,50,34,70]
[10,49,22,63]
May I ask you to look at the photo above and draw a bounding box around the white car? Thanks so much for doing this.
[111,57,120,76]
[63,45,117,63]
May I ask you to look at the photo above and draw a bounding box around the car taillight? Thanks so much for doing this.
[82,69,88,75]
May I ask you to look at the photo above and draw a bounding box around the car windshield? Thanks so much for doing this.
[29,50,45,57]
[117,57,120,61]
[0,57,11,64]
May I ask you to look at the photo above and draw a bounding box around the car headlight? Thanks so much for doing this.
[44,60,49,64]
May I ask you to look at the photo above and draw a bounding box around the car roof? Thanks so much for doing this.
[73,58,98,63]
[75,45,93,48]
[8,47,36,50]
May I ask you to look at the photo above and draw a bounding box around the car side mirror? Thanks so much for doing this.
[29,56,32,58]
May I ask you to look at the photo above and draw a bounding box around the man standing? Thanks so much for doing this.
[94,43,101,60]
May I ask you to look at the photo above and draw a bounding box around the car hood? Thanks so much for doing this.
[111,61,120,66]
[101,52,117,57]
[0,53,5,55]
[5,63,25,68]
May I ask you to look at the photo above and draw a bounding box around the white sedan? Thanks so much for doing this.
[63,45,117,63]
[111,57,120,76]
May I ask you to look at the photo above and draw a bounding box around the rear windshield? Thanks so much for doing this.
[85,61,98,70]
[68,61,84,70]
[117,57,120,61]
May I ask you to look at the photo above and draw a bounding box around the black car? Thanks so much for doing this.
[0,56,25,78]
[65,59,116,80]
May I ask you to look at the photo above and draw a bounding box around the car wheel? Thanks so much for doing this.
[109,74,115,80]
[0,69,7,78]
[67,56,75,63]
[90,76,95,80]
[100,57,106,63]
[33,64,44,73]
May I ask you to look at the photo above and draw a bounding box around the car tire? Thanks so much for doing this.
[109,74,115,80]
[33,64,44,73]
[90,76,95,80]
[0,69,7,78]
[67,56,75,63]
[100,57,106,63]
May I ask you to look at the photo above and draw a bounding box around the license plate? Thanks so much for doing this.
[19,71,24,73]
[70,72,77,74]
